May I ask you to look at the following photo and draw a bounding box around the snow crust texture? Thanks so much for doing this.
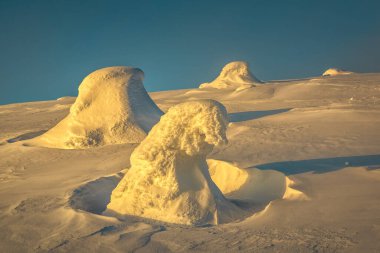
[200,61,261,90]
[323,68,353,76]
[105,100,244,225]
[31,66,163,149]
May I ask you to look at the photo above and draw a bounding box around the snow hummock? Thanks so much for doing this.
[105,100,244,225]
[207,159,307,203]
[323,68,353,76]
[30,66,163,149]
[70,158,306,219]
[199,61,261,90]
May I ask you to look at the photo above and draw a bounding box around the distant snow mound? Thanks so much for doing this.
[105,100,244,225]
[323,68,353,76]
[199,61,261,90]
[31,66,163,149]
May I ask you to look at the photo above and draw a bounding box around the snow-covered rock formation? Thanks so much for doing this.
[199,61,261,90]
[322,68,353,76]
[105,100,244,225]
[31,66,163,149]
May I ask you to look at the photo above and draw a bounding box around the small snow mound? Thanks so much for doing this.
[105,100,245,225]
[30,66,163,149]
[199,61,261,90]
[56,96,74,101]
[208,159,307,203]
[322,68,353,76]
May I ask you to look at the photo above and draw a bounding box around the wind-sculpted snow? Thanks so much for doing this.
[199,61,261,90]
[30,66,163,148]
[207,159,307,203]
[105,100,245,225]
[1,73,380,252]
[323,68,353,76]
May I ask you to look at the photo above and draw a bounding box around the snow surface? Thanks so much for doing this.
[199,61,261,90]
[207,159,306,203]
[105,100,245,225]
[29,66,163,149]
[323,68,353,76]
[1,73,380,252]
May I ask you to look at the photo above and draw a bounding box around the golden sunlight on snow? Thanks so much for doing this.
[0,67,380,252]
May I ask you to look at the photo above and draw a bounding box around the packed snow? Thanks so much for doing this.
[323,68,353,76]
[0,71,380,252]
[71,158,303,221]
[207,159,307,203]
[199,61,261,90]
[29,66,163,149]
[105,100,245,225]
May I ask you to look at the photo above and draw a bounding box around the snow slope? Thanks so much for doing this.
[199,61,261,90]
[105,100,245,225]
[29,66,163,149]
[0,73,380,252]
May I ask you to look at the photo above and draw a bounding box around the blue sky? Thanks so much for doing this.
[0,0,379,104]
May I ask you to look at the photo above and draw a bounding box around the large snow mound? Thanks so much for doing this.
[199,61,261,90]
[30,66,163,149]
[322,68,353,76]
[105,100,245,225]
[70,159,306,219]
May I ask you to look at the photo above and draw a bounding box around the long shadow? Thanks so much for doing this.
[228,108,291,123]
[7,130,47,143]
[254,154,380,175]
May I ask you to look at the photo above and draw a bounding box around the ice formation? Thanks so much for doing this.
[199,61,261,90]
[105,100,244,225]
[322,68,353,76]
[31,66,163,149]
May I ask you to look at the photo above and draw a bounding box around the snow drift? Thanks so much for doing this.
[199,61,261,90]
[30,66,163,149]
[70,159,307,219]
[105,100,244,225]
[323,68,353,76]
[207,159,307,203]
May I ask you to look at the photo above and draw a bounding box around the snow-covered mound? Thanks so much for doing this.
[30,66,163,149]
[70,158,306,218]
[323,68,353,76]
[199,61,261,90]
[207,159,307,203]
[105,100,244,225]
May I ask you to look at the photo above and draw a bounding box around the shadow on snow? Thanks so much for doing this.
[7,130,47,143]
[228,108,291,123]
[254,154,380,175]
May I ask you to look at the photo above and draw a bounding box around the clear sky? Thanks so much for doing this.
[1,0,379,105]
